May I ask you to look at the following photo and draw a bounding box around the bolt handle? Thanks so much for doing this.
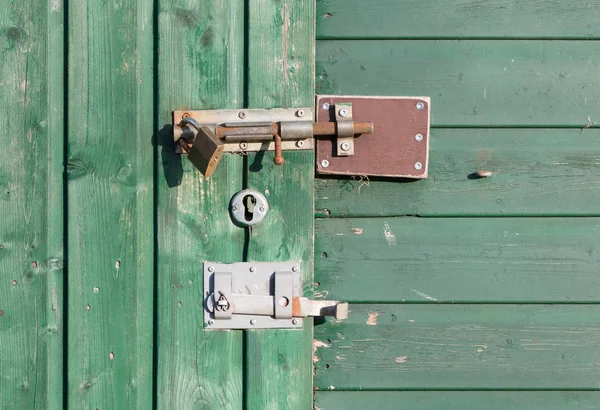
[273,135,284,165]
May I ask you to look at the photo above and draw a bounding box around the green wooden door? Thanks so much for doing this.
[1,0,315,408]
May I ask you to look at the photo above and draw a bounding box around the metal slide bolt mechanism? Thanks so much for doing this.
[176,112,374,177]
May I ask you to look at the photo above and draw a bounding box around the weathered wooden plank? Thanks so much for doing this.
[244,0,315,408]
[316,40,600,127]
[0,1,64,408]
[314,304,600,390]
[156,1,245,409]
[317,0,600,39]
[67,0,153,408]
[316,129,600,217]
[315,217,600,302]
[315,392,600,410]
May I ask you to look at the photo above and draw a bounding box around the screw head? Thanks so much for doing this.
[250,319,257,325]
[415,133,423,142]
[238,111,246,119]
[259,206,265,212]
[339,108,348,117]
[208,319,214,325]
[208,266,215,273]
[232,206,238,212]
[250,266,256,272]
[296,140,305,148]
[292,319,299,325]
[414,162,423,170]
[341,142,351,151]
[322,102,330,111]
[292,266,299,272]
[239,142,248,150]
[296,109,304,117]
[321,159,330,168]
[416,102,425,110]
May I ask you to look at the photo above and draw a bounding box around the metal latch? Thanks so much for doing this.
[174,95,430,178]
[204,262,348,330]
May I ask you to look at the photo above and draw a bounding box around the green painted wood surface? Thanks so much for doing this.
[315,217,600,303]
[244,0,315,408]
[316,0,600,39]
[317,40,600,127]
[315,392,600,410]
[156,1,245,409]
[0,1,64,408]
[315,129,600,217]
[314,304,600,390]
[67,0,154,408]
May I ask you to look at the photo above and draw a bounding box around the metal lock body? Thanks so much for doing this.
[204,262,348,330]
[230,189,269,227]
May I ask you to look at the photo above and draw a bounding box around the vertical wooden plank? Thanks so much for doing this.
[156,1,245,408]
[0,0,64,408]
[245,0,315,408]
[67,0,153,408]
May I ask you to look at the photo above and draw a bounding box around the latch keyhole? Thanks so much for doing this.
[243,194,257,222]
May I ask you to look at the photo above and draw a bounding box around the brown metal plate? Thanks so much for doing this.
[316,95,430,178]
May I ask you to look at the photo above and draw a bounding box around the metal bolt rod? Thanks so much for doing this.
[273,135,284,165]
[214,121,374,139]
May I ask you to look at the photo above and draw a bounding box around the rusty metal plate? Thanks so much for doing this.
[316,95,430,178]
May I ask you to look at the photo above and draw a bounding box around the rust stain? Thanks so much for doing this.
[366,312,380,326]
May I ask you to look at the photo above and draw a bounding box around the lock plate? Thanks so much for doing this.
[316,95,430,178]
[204,262,304,330]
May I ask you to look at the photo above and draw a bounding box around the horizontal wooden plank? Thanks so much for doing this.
[317,0,600,39]
[315,129,600,217]
[316,40,600,127]
[315,392,600,410]
[314,304,600,389]
[315,218,600,303]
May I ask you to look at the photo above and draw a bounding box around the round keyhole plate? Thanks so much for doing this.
[229,189,269,227]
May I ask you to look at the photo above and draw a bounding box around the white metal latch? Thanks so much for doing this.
[204,262,348,330]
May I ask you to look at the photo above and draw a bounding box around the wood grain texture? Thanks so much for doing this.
[316,40,600,127]
[315,392,600,410]
[0,0,64,408]
[67,0,153,408]
[156,1,245,409]
[315,128,600,217]
[315,217,600,302]
[244,0,315,408]
[314,304,600,390]
[316,0,600,39]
